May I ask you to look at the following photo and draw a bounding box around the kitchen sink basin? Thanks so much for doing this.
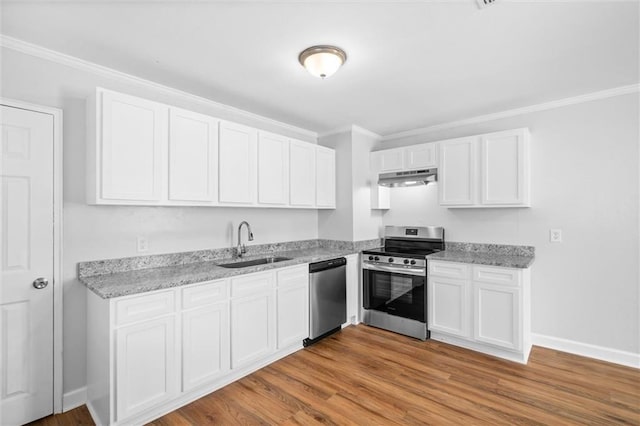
[218,256,292,269]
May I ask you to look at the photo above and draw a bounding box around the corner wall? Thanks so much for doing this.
[378,93,640,356]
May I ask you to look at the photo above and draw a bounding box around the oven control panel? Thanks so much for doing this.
[364,255,426,268]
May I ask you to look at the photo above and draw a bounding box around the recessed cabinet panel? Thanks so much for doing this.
[231,292,276,369]
[169,108,218,202]
[289,140,316,207]
[218,121,258,204]
[100,91,166,201]
[405,143,437,169]
[316,146,336,208]
[182,303,230,391]
[474,283,521,350]
[375,148,404,172]
[258,132,289,205]
[438,137,476,206]
[428,277,469,337]
[116,316,178,420]
[480,130,528,206]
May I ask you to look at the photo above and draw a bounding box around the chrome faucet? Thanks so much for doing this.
[237,221,254,257]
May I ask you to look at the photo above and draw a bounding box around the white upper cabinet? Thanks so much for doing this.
[88,88,336,209]
[218,121,258,205]
[315,146,336,208]
[93,89,167,203]
[257,132,289,205]
[438,137,477,206]
[372,147,404,172]
[405,143,438,169]
[480,129,529,206]
[439,128,530,208]
[168,108,219,202]
[289,139,316,207]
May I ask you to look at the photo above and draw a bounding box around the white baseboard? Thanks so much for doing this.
[532,333,640,369]
[63,386,87,412]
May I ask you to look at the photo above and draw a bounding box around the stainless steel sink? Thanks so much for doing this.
[218,256,292,269]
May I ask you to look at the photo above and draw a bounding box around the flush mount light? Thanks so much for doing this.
[298,45,347,79]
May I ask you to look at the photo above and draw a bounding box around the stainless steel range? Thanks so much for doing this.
[361,226,445,340]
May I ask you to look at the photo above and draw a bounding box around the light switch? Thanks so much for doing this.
[549,229,562,243]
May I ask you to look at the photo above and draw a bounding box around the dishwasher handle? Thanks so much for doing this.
[309,257,347,273]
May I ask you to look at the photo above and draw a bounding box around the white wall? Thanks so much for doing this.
[1,47,319,395]
[318,127,383,241]
[378,93,639,355]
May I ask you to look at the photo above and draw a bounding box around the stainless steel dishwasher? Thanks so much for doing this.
[303,257,347,347]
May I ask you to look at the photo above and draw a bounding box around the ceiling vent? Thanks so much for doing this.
[476,0,499,9]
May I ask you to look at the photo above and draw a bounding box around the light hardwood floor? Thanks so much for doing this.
[30,324,640,425]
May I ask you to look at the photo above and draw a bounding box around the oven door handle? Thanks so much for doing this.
[362,263,426,277]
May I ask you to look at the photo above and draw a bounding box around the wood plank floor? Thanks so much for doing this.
[30,324,640,425]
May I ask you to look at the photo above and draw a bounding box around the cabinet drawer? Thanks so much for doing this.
[276,265,308,289]
[115,291,175,326]
[429,261,469,279]
[231,271,274,298]
[182,280,229,309]
[473,266,520,287]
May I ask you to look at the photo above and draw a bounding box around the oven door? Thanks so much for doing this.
[362,263,426,322]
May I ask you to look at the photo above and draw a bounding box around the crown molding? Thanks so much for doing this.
[382,83,640,142]
[0,35,318,139]
[318,124,382,140]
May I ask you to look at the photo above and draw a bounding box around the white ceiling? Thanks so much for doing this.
[1,1,638,136]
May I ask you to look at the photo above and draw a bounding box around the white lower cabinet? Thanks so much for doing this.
[428,260,531,363]
[230,271,276,368]
[87,264,313,425]
[276,265,309,349]
[115,315,179,421]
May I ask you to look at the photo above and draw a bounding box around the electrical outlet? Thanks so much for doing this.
[549,229,562,243]
[137,236,149,252]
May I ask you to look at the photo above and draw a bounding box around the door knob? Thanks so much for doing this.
[33,278,49,289]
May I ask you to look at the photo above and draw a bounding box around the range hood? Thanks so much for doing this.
[378,168,437,187]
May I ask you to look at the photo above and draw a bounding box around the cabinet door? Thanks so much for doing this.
[168,108,218,202]
[231,292,275,369]
[258,132,289,205]
[438,137,476,206]
[219,121,257,204]
[100,90,167,201]
[372,148,404,172]
[480,129,529,206]
[116,316,178,421]
[289,140,316,207]
[405,143,437,169]
[316,146,336,208]
[428,277,470,337]
[182,302,230,391]
[276,266,309,349]
[473,283,521,350]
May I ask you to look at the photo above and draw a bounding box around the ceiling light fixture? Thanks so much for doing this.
[298,45,347,79]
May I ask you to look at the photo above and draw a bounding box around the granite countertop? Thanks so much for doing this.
[427,250,535,269]
[80,247,358,299]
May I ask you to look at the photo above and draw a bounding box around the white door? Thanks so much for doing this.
[218,121,257,204]
[289,140,316,207]
[0,105,54,425]
[480,129,528,206]
[168,108,218,202]
[315,146,336,208]
[257,132,289,205]
[374,148,404,172]
[231,292,275,369]
[438,137,477,206]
